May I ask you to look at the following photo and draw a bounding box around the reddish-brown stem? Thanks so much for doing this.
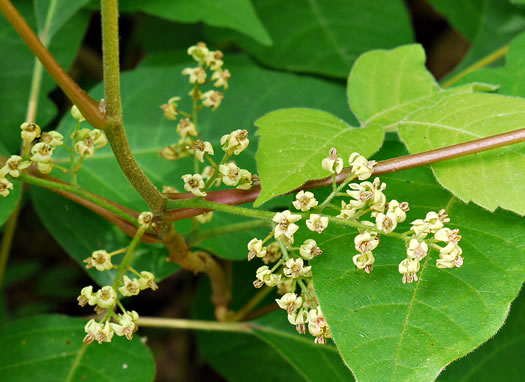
[0,0,108,129]
[165,127,525,219]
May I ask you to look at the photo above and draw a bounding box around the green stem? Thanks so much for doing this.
[0,196,23,289]
[167,198,274,220]
[229,286,273,322]
[317,172,356,212]
[442,44,509,88]
[111,226,146,291]
[17,172,137,225]
[204,152,229,190]
[138,316,251,333]
[187,219,270,246]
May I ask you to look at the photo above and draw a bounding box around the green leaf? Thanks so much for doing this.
[0,0,90,152]
[33,57,353,260]
[119,0,271,45]
[34,0,91,42]
[31,188,179,286]
[194,261,353,381]
[254,108,383,206]
[0,314,155,381]
[458,32,525,97]
[312,140,525,382]
[347,44,498,130]
[348,45,439,125]
[210,0,413,78]
[397,92,525,215]
[438,289,524,381]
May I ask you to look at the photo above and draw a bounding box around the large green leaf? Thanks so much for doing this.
[348,45,439,125]
[457,32,525,97]
[0,314,155,381]
[398,92,525,215]
[117,0,271,45]
[254,108,383,206]
[195,261,353,381]
[438,289,524,381]
[32,57,353,261]
[31,188,179,287]
[312,140,524,382]
[210,0,413,78]
[0,0,90,152]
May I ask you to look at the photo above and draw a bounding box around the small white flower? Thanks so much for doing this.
[399,258,420,284]
[434,228,461,243]
[263,242,282,264]
[436,242,463,269]
[307,306,331,344]
[75,137,95,158]
[406,239,428,261]
[248,238,267,261]
[138,212,154,228]
[94,322,114,344]
[200,90,224,110]
[83,319,102,344]
[36,161,52,174]
[89,129,107,149]
[20,122,41,143]
[110,311,139,340]
[119,276,141,297]
[160,96,181,120]
[293,191,318,212]
[348,152,376,180]
[220,129,249,155]
[177,118,198,138]
[337,200,356,219]
[96,286,117,308]
[77,285,97,307]
[253,265,281,288]
[288,308,309,334]
[188,140,214,163]
[187,42,209,64]
[276,293,303,315]
[237,169,253,190]
[31,142,54,162]
[424,211,444,233]
[138,271,158,291]
[41,131,64,147]
[182,66,207,84]
[211,69,231,89]
[346,181,374,209]
[387,200,409,223]
[321,148,343,174]
[71,105,85,122]
[375,211,398,233]
[354,231,379,253]
[206,50,224,71]
[410,218,430,239]
[84,250,113,271]
[195,211,214,224]
[182,174,207,197]
[1,155,30,178]
[352,251,375,273]
[306,214,329,234]
[283,258,311,278]
[299,239,322,260]
[219,162,241,186]
[273,210,301,242]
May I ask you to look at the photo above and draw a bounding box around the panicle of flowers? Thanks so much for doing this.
[78,211,158,344]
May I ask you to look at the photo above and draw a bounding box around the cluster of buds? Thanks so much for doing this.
[71,105,108,158]
[160,42,231,164]
[78,212,158,344]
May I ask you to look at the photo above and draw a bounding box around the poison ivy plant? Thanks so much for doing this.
[309,140,524,382]
[208,0,413,78]
[458,32,525,97]
[347,44,525,216]
[254,108,383,206]
[0,0,90,153]
[32,57,354,262]
[0,315,155,382]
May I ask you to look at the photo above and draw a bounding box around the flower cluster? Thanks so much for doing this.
[246,148,466,343]
[78,212,158,344]
[71,105,108,159]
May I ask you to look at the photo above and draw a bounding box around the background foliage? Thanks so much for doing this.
[0,0,523,381]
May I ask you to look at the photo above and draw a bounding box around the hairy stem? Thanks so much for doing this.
[0,0,107,129]
[138,317,251,333]
[100,0,166,215]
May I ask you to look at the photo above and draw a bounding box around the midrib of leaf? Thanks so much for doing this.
[65,343,87,382]
[306,0,352,66]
